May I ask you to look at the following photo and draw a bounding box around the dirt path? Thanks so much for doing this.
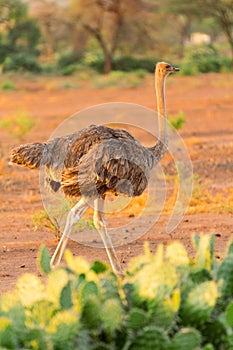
[0,73,233,294]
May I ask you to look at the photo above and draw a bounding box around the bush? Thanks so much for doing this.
[57,50,83,69]
[2,235,233,349]
[113,56,157,73]
[169,111,186,130]
[89,56,158,73]
[1,81,15,91]
[60,64,77,76]
[56,50,83,76]
[41,63,55,75]
[181,45,232,75]
[3,53,41,73]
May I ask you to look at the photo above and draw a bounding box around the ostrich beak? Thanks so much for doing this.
[172,66,180,72]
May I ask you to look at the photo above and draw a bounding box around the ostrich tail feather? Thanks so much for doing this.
[10,142,47,169]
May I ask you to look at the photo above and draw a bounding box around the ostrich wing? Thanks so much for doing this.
[61,135,154,199]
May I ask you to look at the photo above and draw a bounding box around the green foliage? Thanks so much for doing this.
[57,50,83,69]
[60,64,77,76]
[55,50,83,76]
[128,326,170,350]
[89,55,158,73]
[181,45,232,75]
[3,53,41,73]
[113,56,157,73]
[169,111,186,130]
[38,245,51,275]
[1,81,15,91]
[54,50,80,75]
[2,235,233,348]
[0,0,41,72]
[169,328,201,350]
[0,110,36,140]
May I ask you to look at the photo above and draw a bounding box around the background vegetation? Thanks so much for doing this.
[0,0,232,75]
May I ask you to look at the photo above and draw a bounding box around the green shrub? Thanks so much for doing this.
[113,56,156,73]
[169,111,186,130]
[1,81,15,91]
[41,63,55,74]
[2,235,233,349]
[60,64,77,76]
[181,45,232,75]
[56,50,83,76]
[89,55,158,73]
[3,53,41,73]
[57,50,83,69]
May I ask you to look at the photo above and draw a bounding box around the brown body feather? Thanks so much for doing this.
[60,125,155,198]
[10,124,157,198]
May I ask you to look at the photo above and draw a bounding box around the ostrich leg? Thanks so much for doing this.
[50,197,89,268]
[93,198,124,275]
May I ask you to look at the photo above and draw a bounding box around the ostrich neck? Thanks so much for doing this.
[150,73,168,160]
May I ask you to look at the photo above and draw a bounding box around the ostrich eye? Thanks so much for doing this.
[166,64,171,69]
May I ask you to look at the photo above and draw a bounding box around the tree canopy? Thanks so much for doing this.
[0,0,41,65]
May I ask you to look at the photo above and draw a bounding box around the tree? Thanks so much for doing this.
[69,0,158,73]
[0,0,41,69]
[162,0,201,59]
[164,0,233,64]
[31,0,73,61]
[197,0,233,64]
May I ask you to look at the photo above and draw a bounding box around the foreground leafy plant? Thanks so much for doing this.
[1,235,233,349]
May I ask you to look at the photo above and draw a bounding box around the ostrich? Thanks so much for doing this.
[10,62,179,275]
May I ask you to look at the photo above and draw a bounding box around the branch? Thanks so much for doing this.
[83,23,110,56]
[218,8,233,48]
[110,9,123,54]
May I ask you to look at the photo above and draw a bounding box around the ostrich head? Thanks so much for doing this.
[156,62,180,77]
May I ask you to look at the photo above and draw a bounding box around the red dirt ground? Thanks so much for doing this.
[0,72,233,294]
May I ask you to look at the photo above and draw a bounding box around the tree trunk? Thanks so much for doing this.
[178,16,190,59]
[218,8,233,69]
[83,0,123,74]
[84,24,113,73]
[103,52,112,74]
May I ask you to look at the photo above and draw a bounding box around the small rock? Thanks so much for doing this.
[215,233,221,237]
